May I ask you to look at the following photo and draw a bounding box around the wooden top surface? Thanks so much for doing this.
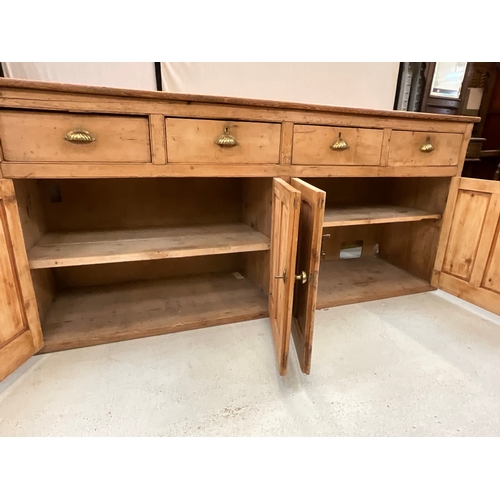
[0,77,480,123]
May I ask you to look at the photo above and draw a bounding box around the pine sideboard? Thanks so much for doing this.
[0,78,482,380]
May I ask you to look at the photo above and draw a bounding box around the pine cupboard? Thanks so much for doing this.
[0,78,482,381]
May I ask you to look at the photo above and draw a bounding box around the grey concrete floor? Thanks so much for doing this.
[1,291,499,436]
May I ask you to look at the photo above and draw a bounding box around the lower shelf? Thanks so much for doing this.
[317,256,433,309]
[41,272,268,353]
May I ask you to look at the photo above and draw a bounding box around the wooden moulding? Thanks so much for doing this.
[438,273,500,316]
[0,329,37,381]
[0,96,475,135]
[0,77,481,122]
[1,163,459,179]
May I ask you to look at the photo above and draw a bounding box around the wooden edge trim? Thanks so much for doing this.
[438,272,500,316]
[431,176,461,286]
[280,122,294,165]
[0,77,481,123]
[149,114,167,164]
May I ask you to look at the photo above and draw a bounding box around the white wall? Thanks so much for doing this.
[3,62,157,91]
[162,62,399,109]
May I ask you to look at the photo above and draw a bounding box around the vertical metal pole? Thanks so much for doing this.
[154,62,162,91]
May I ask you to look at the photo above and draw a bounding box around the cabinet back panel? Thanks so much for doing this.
[307,178,388,207]
[13,180,46,250]
[321,225,382,260]
[390,177,451,214]
[380,220,441,281]
[321,219,439,283]
[305,177,451,214]
[30,268,55,322]
[53,253,245,289]
[38,178,243,232]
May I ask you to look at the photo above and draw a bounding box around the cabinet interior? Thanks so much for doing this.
[14,178,272,352]
[304,177,452,308]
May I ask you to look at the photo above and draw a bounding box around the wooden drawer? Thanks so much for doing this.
[292,125,384,165]
[0,111,151,163]
[166,118,281,164]
[388,131,463,167]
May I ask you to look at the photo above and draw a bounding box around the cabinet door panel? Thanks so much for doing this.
[481,211,500,293]
[290,178,325,375]
[0,180,43,382]
[436,178,500,316]
[0,219,25,343]
[269,178,300,376]
[441,189,490,281]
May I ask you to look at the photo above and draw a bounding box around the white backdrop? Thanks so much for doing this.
[3,62,399,110]
[2,62,157,90]
[161,63,399,109]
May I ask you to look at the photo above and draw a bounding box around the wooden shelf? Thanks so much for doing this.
[323,205,441,227]
[40,271,268,353]
[29,223,270,269]
[480,149,500,158]
[316,257,433,309]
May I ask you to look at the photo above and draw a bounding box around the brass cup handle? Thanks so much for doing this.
[330,133,349,151]
[65,129,96,143]
[420,136,434,153]
[215,126,238,148]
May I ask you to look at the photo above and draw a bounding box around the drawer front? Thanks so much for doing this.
[166,118,281,164]
[0,111,151,163]
[292,125,384,165]
[388,131,463,167]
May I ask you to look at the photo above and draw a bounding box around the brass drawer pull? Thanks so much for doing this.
[215,126,238,148]
[420,136,434,153]
[330,132,349,151]
[64,129,96,143]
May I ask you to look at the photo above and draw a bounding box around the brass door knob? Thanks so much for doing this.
[295,271,307,284]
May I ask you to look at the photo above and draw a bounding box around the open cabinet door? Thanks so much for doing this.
[269,178,301,375]
[290,179,326,374]
[433,177,500,316]
[0,180,43,381]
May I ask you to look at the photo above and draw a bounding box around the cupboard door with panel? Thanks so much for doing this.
[435,178,500,316]
[289,178,325,374]
[0,180,43,381]
[269,178,301,375]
